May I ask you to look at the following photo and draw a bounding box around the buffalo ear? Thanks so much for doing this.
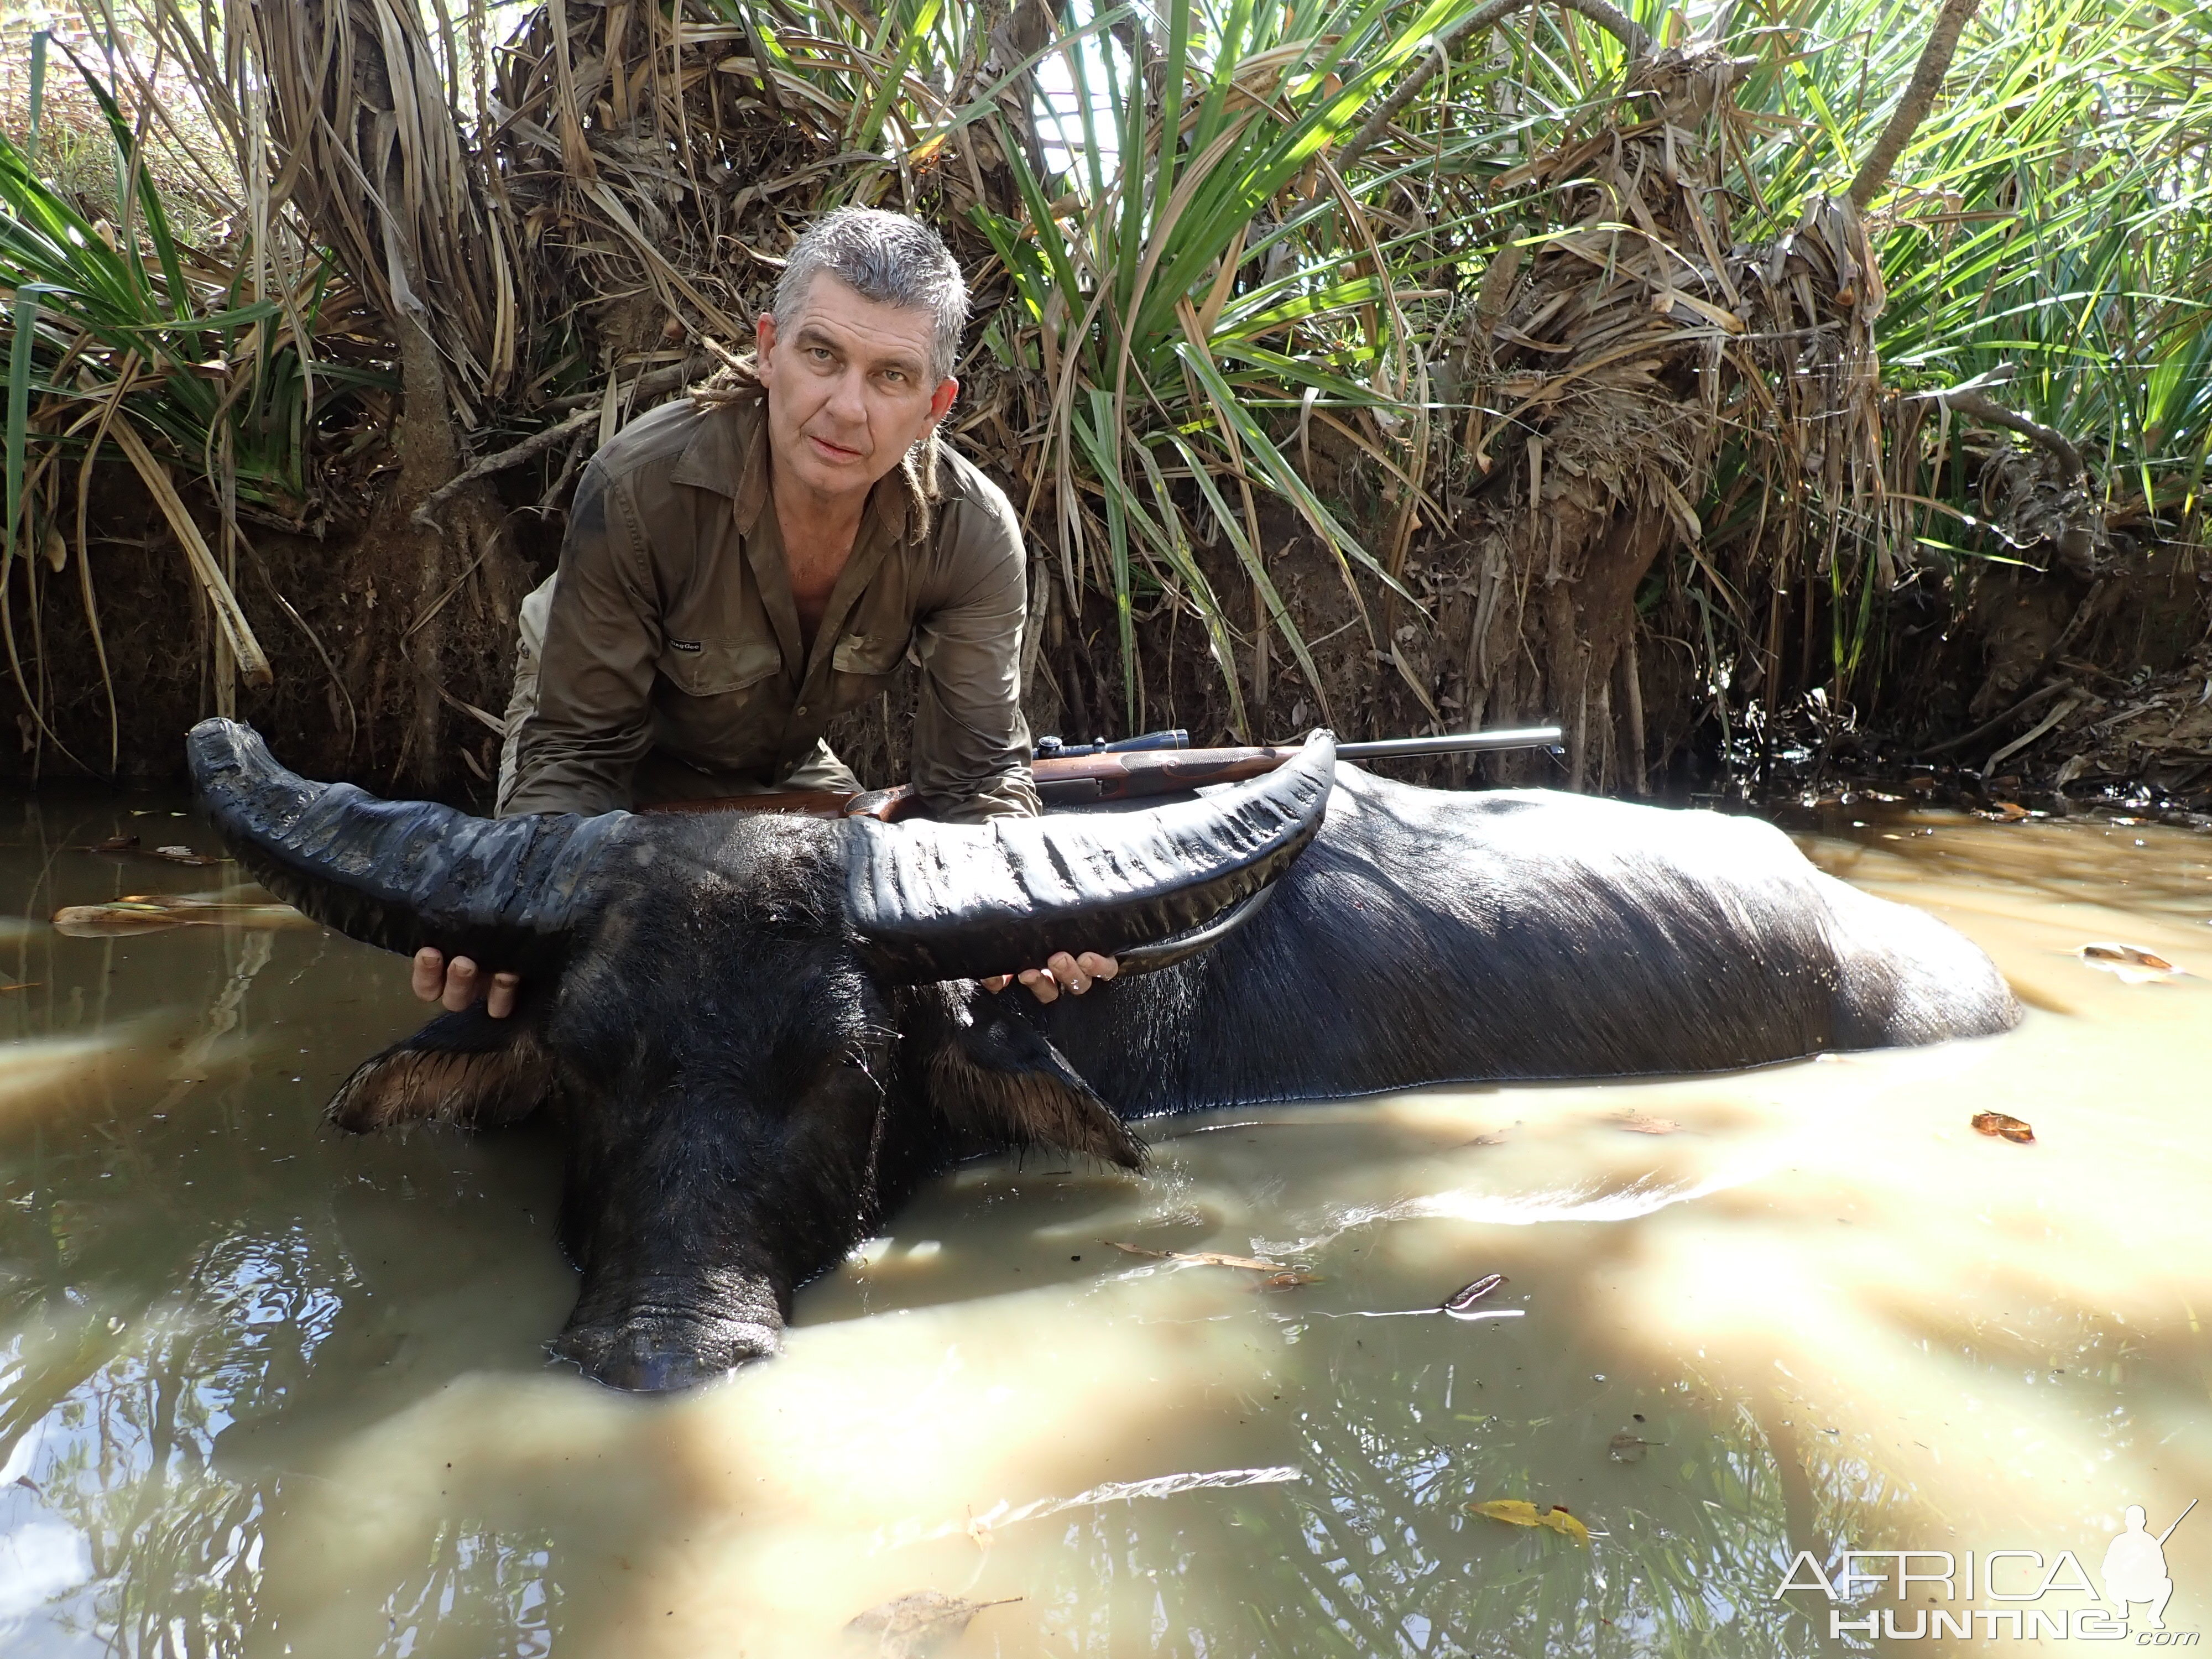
[909,985,1145,1170]
[327,1006,556,1133]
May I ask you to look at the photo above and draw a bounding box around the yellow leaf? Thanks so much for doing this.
[1468,1498,1591,1545]
[1468,1499,1543,1527]
[1540,1508,1592,1544]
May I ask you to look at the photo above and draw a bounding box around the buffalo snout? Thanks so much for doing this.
[551,1313,780,1392]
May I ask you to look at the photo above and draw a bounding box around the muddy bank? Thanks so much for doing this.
[3,438,2203,815]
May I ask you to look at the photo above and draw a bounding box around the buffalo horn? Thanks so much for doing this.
[844,730,1335,983]
[186,719,625,971]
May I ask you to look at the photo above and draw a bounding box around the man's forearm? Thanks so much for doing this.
[921,764,1041,823]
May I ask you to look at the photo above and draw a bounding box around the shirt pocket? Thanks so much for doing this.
[826,628,912,718]
[831,629,912,679]
[658,634,784,698]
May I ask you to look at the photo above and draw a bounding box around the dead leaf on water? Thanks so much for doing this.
[1443,1274,1507,1317]
[53,894,310,937]
[2075,942,2186,984]
[845,1591,1021,1657]
[1977,801,2032,822]
[1612,1112,1681,1135]
[1462,1124,1515,1147]
[1971,1110,2036,1145]
[1467,1498,1592,1544]
[81,836,226,867]
[1608,1432,1656,1464]
[1252,1271,1322,1291]
[1104,1240,1287,1272]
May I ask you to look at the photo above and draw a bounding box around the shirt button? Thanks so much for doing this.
[796,705,809,717]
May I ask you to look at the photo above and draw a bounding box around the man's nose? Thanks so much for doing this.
[826,366,868,426]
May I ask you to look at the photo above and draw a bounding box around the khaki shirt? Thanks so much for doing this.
[500,385,1040,822]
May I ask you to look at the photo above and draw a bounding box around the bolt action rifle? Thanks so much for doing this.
[647,724,1563,823]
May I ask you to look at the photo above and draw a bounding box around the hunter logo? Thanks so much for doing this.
[668,638,703,652]
[1773,1501,2199,1643]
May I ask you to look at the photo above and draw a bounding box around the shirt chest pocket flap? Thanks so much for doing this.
[831,630,911,679]
[658,634,784,697]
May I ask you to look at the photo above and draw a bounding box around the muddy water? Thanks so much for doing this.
[0,792,2208,1657]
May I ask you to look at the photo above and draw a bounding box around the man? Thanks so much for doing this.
[414,208,1115,1016]
[2101,1505,2176,1630]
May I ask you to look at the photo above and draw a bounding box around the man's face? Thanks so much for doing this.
[755,274,957,508]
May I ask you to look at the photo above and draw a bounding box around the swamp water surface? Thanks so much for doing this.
[0,794,2207,1657]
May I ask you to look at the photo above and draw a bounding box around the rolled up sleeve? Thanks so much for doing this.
[911,489,1039,823]
[503,463,660,816]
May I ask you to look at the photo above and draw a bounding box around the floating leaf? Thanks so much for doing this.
[1468,1498,1591,1543]
[1253,1271,1322,1291]
[1541,1507,1592,1543]
[846,1591,1020,1657]
[2075,942,2185,984]
[1608,1432,1653,1464]
[149,844,224,865]
[1978,801,2031,822]
[53,894,310,937]
[1104,1240,1286,1272]
[1463,1126,1514,1147]
[1443,1274,1507,1317]
[1469,1498,1545,1526]
[80,836,225,866]
[1613,1112,1681,1135]
[1970,1110,2036,1144]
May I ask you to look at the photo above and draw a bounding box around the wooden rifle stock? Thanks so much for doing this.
[642,724,1561,821]
[642,748,1299,822]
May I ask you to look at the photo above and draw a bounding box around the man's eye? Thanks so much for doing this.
[808,347,834,362]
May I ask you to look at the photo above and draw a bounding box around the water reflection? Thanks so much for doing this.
[0,793,2206,1655]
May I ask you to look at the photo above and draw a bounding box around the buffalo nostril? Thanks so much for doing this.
[596,1347,722,1394]
[550,1319,782,1393]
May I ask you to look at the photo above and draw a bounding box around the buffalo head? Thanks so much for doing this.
[186,721,1333,1391]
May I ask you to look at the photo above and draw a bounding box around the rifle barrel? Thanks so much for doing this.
[1335,725,1563,760]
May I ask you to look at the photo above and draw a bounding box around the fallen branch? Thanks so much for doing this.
[544,352,713,412]
[1933,390,2087,484]
[1920,677,2074,757]
[411,406,598,530]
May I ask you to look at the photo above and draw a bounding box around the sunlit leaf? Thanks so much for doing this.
[2075,942,2185,983]
[844,1590,1021,1656]
[1468,1498,1591,1544]
[1105,1240,1287,1272]
[52,894,309,937]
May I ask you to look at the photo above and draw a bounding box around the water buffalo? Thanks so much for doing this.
[188,718,2017,1391]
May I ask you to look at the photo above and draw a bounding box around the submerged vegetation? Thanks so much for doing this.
[0,0,2206,801]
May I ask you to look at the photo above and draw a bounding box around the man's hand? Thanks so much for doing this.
[412,947,520,1019]
[982,951,1119,1004]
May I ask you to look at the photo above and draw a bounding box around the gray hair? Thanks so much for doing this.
[772,207,969,384]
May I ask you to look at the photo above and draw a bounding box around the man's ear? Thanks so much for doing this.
[926,375,958,426]
[326,1006,556,1133]
[906,983,1144,1170]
